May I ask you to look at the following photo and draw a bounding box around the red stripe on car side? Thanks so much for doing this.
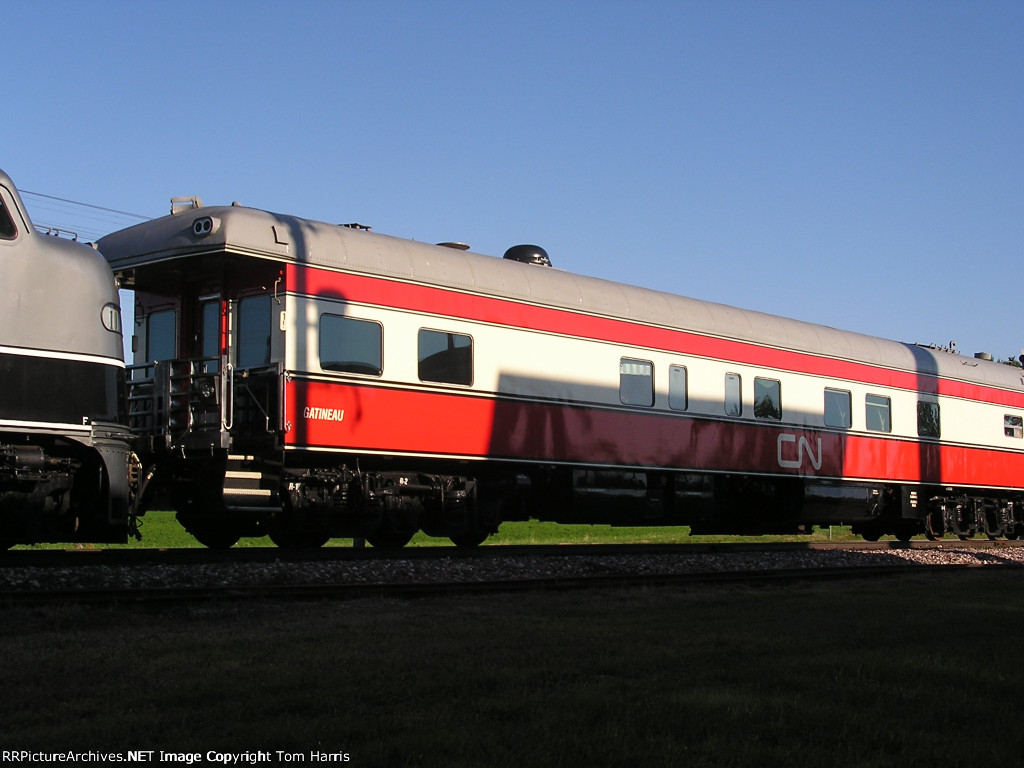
[285,264,1024,407]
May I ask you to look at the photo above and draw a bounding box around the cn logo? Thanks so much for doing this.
[777,433,823,470]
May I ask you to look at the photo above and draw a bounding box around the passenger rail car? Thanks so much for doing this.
[96,199,1024,547]
[0,169,135,547]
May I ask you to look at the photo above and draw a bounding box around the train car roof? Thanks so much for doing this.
[97,203,1024,392]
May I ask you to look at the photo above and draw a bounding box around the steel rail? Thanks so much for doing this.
[3,538,1024,569]
[2,561,1018,608]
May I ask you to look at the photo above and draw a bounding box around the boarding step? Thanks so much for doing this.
[223,454,280,507]
[223,486,276,509]
[224,469,263,489]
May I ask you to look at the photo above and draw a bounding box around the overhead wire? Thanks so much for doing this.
[20,189,151,242]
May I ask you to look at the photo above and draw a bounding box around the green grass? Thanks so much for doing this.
[3,571,1024,766]
[13,511,862,550]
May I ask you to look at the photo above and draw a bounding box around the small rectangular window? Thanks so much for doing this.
[1005,415,1023,439]
[199,300,221,373]
[418,329,472,385]
[201,301,221,359]
[237,294,273,368]
[320,314,383,376]
[754,377,781,421]
[669,365,688,411]
[146,309,177,363]
[620,358,654,407]
[824,388,852,429]
[866,394,891,433]
[725,373,742,417]
[0,199,17,239]
[917,400,940,438]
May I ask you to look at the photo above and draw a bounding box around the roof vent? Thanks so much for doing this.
[975,352,994,361]
[437,242,470,251]
[503,244,551,267]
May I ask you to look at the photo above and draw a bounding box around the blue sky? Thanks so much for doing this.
[8,0,1023,361]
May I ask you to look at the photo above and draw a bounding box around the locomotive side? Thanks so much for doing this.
[97,201,1024,547]
[0,169,136,547]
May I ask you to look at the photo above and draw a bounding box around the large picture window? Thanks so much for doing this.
[754,377,782,421]
[320,315,383,375]
[917,400,940,438]
[418,329,472,385]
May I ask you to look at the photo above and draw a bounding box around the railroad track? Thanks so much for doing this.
[0,562,974,607]
[2,539,1022,607]
[4,538,1024,568]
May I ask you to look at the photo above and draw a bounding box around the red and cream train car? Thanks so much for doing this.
[96,201,1024,547]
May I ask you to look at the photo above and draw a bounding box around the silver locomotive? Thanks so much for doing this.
[0,169,136,547]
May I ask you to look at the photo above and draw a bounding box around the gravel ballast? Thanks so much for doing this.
[2,545,1023,593]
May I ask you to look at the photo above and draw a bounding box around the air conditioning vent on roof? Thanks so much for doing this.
[503,244,551,267]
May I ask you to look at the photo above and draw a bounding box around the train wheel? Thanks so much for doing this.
[981,508,1004,540]
[179,517,242,549]
[268,526,329,549]
[449,530,488,548]
[367,496,419,548]
[172,487,241,549]
[924,510,944,541]
[268,510,329,549]
[366,527,415,549]
[269,531,329,548]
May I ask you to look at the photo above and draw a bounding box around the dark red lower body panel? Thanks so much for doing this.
[285,379,1024,490]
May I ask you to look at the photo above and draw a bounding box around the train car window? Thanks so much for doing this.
[200,300,221,373]
[320,314,383,376]
[917,401,940,438]
[753,377,782,421]
[145,309,177,363]
[418,329,472,386]
[866,394,891,432]
[237,295,272,368]
[620,358,654,407]
[0,200,17,239]
[1005,415,1023,439]
[725,373,742,416]
[669,365,688,411]
[201,301,220,357]
[824,388,852,428]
